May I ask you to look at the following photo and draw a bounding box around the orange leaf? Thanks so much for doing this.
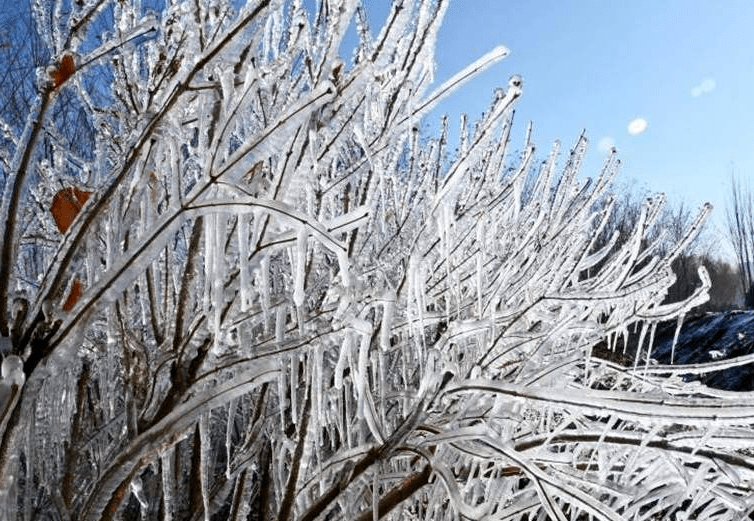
[62,278,84,312]
[50,55,75,89]
[50,187,92,233]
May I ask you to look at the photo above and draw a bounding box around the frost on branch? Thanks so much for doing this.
[0,0,748,520]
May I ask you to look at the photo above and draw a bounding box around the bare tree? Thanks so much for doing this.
[726,173,754,307]
[0,2,752,521]
[700,255,742,310]
[0,3,46,127]
[592,182,713,306]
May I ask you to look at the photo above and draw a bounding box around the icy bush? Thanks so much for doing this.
[0,1,752,520]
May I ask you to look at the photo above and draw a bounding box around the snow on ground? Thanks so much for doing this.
[651,311,754,391]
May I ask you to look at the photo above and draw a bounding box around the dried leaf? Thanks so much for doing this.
[62,278,84,312]
[50,187,92,233]
[242,161,264,184]
[50,55,75,89]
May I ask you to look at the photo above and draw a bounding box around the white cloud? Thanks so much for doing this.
[691,77,716,97]
[597,136,616,154]
[627,118,647,136]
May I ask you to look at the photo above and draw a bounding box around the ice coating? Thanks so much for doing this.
[0,0,736,520]
[1,355,23,387]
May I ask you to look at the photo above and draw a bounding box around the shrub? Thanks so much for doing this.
[0,1,750,520]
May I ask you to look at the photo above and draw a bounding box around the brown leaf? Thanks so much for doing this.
[50,55,75,89]
[62,278,84,312]
[50,187,92,233]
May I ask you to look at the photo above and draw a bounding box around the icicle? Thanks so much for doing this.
[314,344,324,437]
[260,256,271,334]
[169,140,181,210]
[104,216,113,270]
[378,350,387,429]
[372,469,379,521]
[161,448,175,521]
[379,291,395,352]
[139,192,147,239]
[137,271,150,336]
[334,331,352,390]
[199,411,211,521]
[294,227,307,336]
[226,399,237,479]
[328,383,341,447]
[277,357,287,430]
[369,349,379,390]
[203,214,215,318]
[440,205,453,319]
[293,227,307,306]
[642,322,658,382]
[23,415,32,521]
[401,354,410,417]
[219,68,235,118]
[211,213,224,354]
[290,354,298,425]
[476,220,485,319]
[406,254,418,333]
[632,322,649,375]
[354,328,370,420]
[347,321,384,444]
[414,259,428,366]
[85,233,97,286]
[275,305,286,343]
[671,313,685,365]
[354,126,388,234]
[619,326,629,356]
[337,249,350,288]
[296,306,306,338]
[238,213,250,312]
[363,392,384,444]
[344,376,353,448]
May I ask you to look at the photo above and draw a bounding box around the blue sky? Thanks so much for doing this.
[364,1,754,259]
